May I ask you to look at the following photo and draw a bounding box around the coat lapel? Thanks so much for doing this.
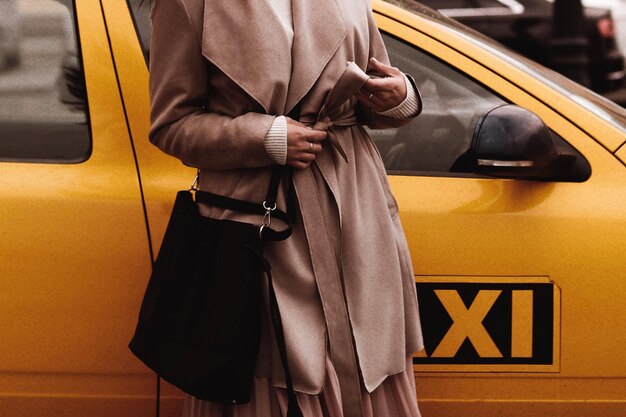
[285,0,348,114]
[201,0,291,114]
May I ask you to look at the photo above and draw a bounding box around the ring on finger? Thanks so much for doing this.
[368,93,375,101]
[308,141,314,152]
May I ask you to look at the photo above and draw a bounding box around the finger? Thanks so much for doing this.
[368,57,402,77]
[289,153,316,166]
[287,158,310,168]
[310,141,323,154]
[288,123,328,142]
[299,152,316,162]
[287,158,312,170]
[304,141,324,154]
[289,140,313,154]
[288,139,318,156]
[308,130,328,143]
[362,76,402,93]
[363,81,407,110]
[302,140,316,154]
[289,125,318,146]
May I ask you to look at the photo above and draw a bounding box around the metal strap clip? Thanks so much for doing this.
[189,170,200,191]
[259,201,277,238]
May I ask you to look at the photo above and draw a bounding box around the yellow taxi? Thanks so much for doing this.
[0,0,624,416]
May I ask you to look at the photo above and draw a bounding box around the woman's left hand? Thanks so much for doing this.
[356,57,407,113]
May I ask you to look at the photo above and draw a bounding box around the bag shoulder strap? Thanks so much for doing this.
[194,166,294,241]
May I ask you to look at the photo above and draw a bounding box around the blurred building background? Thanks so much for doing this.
[583,0,626,50]
[2,0,626,107]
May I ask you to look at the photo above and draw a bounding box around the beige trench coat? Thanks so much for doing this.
[149,0,424,412]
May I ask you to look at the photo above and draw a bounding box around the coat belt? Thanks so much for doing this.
[301,109,357,163]
[298,61,369,164]
[293,168,364,417]
[291,61,371,417]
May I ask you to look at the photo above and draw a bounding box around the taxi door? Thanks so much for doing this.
[100,0,195,413]
[372,12,626,417]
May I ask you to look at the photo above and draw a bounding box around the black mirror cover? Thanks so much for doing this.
[471,105,559,179]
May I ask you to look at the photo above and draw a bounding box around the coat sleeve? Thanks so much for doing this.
[356,4,421,129]
[148,0,276,169]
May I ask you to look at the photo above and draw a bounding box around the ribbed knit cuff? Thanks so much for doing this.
[377,74,422,119]
[264,115,288,165]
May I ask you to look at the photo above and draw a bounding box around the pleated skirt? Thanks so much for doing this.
[181,356,421,417]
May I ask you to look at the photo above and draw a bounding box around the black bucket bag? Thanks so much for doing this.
[129,166,303,416]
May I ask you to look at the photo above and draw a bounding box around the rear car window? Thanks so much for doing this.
[0,0,90,163]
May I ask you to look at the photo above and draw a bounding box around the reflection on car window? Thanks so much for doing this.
[0,0,90,163]
[368,34,506,176]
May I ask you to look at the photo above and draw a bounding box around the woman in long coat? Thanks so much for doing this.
[148,0,425,416]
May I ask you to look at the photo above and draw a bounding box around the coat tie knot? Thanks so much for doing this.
[302,107,357,163]
[298,61,370,163]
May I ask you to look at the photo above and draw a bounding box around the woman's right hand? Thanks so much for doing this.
[286,118,328,169]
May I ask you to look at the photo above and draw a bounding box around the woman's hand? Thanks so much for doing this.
[356,57,407,113]
[285,118,328,169]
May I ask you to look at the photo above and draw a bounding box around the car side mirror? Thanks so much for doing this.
[470,105,560,179]
[449,104,591,181]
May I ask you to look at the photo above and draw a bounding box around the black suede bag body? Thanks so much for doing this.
[129,190,263,404]
[129,168,303,416]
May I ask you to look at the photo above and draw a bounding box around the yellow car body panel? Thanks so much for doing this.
[371,2,626,416]
[0,0,624,416]
[617,143,626,165]
[0,0,156,415]
[100,0,195,253]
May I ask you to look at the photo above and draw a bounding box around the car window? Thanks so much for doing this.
[127,3,588,180]
[0,0,90,163]
[126,6,506,178]
[367,34,507,176]
[128,0,151,63]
